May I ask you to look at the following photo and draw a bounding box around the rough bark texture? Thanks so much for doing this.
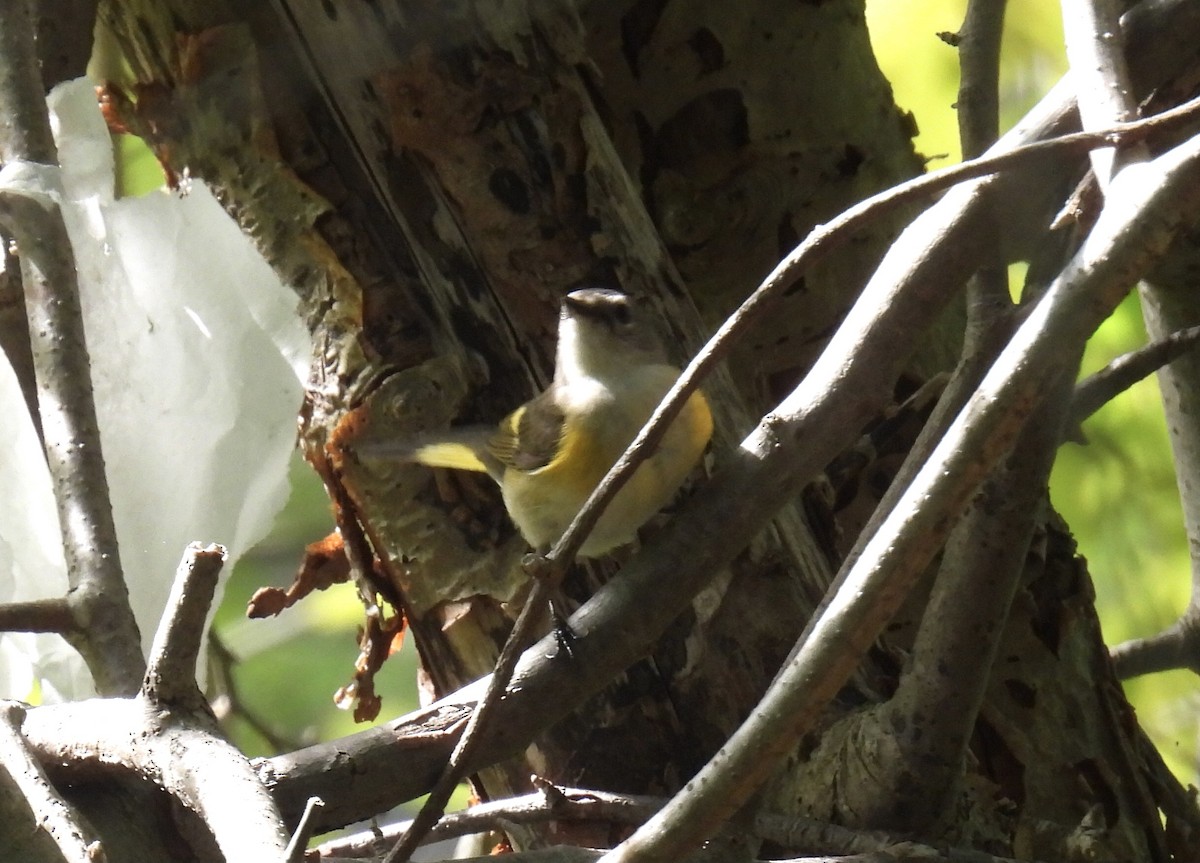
[84,0,1200,860]
[100,0,860,811]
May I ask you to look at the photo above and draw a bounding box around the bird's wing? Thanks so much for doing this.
[358,427,502,479]
[488,389,566,473]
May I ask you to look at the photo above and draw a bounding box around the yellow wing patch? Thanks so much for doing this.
[412,441,492,473]
[488,393,567,473]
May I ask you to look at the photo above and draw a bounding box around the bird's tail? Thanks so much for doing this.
[356,427,502,481]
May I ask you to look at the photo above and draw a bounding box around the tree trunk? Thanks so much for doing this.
[94,0,1200,860]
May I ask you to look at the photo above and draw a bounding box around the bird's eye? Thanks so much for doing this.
[611,302,633,326]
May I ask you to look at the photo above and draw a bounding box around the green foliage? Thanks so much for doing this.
[867,0,1066,165]
[113,132,165,198]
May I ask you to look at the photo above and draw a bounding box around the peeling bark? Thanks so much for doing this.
[81,0,1200,860]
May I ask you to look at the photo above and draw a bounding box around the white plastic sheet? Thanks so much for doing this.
[0,78,309,700]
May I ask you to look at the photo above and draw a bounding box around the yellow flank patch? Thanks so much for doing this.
[687,391,714,455]
[413,441,491,473]
[533,417,609,493]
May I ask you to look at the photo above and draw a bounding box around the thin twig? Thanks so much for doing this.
[956,0,1014,355]
[322,785,661,858]
[0,0,144,696]
[957,0,1007,160]
[383,573,554,863]
[143,543,226,706]
[0,596,76,633]
[286,796,326,862]
[0,701,103,863]
[1070,325,1200,428]
[316,782,1022,861]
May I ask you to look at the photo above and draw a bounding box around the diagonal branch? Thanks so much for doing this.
[597,117,1200,863]
[1069,325,1200,429]
[847,372,1071,832]
[382,570,554,863]
[0,700,102,863]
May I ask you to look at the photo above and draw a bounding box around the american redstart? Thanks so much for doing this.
[368,288,712,557]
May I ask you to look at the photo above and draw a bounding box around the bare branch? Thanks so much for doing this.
[1061,0,1143,184]
[1066,0,1200,681]
[264,694,469,833]
[24,697,291,862]
[0,701,103,863]
[0,596,75,634]
[0,0,143,696]
[383,571,554,863]
[316,783,1035,863]
[143,543,226,706]
[955,0,1015,356]
[1070,325,1200,428]
[1138,285,1200,605]
[824,155,1075,828]
[286,797,325,863]
[956,0,1007,160]
[19,544,290,861]
[849,374,1071,832]
[1111,608,1200,678]
[0,3,57,165]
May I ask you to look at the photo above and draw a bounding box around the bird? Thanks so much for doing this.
[375,287,712,558]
